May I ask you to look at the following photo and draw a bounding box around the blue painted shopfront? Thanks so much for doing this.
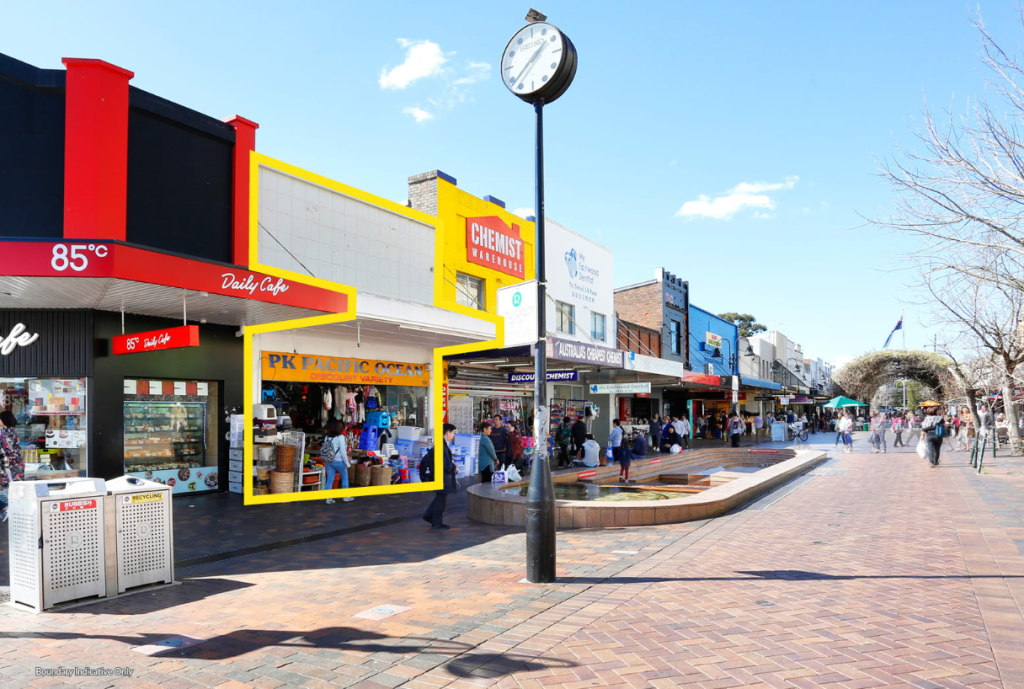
[688,305,739,379]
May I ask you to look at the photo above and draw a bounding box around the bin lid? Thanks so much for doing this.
[106,475,173,495]
[9,476,106,500]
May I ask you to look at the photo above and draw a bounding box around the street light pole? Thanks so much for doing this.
[526,99,556,583]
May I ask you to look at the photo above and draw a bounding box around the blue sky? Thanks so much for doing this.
[4,1,1018,365]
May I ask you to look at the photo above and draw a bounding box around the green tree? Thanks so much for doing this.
[718,313,767,337]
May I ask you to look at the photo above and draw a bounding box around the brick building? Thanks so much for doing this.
[614,267,690,367]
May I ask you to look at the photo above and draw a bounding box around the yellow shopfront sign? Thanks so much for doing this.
[262,351,429,387]
[436,178,535,315]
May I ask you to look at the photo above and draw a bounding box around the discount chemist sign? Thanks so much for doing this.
[261,351,429,387]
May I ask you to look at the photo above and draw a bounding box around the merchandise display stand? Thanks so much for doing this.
[278,431,307,492]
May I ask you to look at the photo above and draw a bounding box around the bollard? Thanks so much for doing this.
[970,437,978,468]
[978,436,987,473]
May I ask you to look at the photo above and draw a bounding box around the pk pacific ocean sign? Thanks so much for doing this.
[262,351,429,387]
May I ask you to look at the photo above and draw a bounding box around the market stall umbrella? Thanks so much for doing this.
[820,395,869,409]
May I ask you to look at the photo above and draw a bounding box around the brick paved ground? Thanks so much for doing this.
[1,440,1022,689]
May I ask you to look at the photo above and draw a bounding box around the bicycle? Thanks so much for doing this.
[787,422,809,442]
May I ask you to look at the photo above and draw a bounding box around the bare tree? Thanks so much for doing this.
[924,253,1024,454]
[873,11,1024,292]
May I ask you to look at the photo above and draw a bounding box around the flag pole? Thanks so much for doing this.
[901,310,905,350]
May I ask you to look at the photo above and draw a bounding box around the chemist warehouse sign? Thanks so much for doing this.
[466,216,525,279]
[261,351,430,387]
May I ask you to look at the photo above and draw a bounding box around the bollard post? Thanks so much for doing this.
[978,436,987,473]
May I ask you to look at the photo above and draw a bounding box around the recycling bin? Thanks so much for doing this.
[104,476,175,595]
[8,477,107,612]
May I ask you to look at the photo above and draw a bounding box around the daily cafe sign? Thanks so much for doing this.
[0,323,40,356]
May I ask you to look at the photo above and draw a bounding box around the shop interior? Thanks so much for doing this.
[0,377,87,478]
[254,378,433,497]
[123,379,220,494]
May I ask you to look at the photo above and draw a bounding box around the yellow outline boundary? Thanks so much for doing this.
[242,152,506,505]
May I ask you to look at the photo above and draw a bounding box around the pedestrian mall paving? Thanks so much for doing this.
[1,440,1023,688]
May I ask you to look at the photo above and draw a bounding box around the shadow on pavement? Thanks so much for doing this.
[40,578,256,616]
[0,626,576,676]
[551,570,1024,585]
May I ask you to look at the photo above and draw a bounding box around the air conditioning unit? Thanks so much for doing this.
[704,363,715,375]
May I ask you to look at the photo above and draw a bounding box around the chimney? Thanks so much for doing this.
[407,170,456,217]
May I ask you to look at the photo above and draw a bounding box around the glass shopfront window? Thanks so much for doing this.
[0,378,88,477]
[123,379,220,495]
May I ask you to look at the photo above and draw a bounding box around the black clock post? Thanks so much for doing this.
[502,11,577,583]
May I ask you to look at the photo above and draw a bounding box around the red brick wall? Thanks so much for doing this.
[617,319,661,356]
[614,283,662,330]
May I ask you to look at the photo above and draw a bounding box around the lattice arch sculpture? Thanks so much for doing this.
[832,350,954,404]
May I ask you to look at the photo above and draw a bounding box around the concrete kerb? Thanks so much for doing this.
[467,448,829,528]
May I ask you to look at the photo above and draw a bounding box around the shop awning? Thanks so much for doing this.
[741,376,782,390]
[0,240,350,327]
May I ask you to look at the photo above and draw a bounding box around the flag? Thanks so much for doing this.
[883,316,903,349]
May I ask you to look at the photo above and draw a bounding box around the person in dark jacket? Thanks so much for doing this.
[489,415,508,467]
[660,425,682,453]
[649,414,663,448]
[632,432,648,458]
[555,417,573,468]
[478,421,498,483]
[571,415,587,458]
[423,423,458,530]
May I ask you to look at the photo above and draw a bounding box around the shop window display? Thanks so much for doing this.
[123,380,220,494]
[0,378,87,477]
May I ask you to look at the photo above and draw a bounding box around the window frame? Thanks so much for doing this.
[669,319,681,355]
[455,272,485,311]
[590,312,606,342]
[556,300,575,335]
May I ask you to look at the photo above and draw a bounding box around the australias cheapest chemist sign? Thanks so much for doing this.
[547,337,625,368]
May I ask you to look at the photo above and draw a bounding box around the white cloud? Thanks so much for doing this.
[730,176,799,195]
[454,61,491,85]
[676,175,800,220]
[403,106,434,123]
[379,39,448,90]
[512,207,535,219]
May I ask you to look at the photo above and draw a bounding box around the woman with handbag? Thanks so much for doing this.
[322,419,354,504]
[1,410,26,523]
[920,403,946,466]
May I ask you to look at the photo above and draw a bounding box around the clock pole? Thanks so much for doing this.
[526,97,556,584]
[501,12,576,585]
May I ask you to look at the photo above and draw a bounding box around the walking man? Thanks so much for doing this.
[753,413,763,444]
[728,412,744,448]
[892,415,905,447]
[421,423,458,530]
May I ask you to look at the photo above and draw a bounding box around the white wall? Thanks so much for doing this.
[257,166,435,306]
[544,219,616,347]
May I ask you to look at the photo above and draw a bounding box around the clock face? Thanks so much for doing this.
[501,23,565,96]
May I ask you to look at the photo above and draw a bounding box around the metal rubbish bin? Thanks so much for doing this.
[8,477,107,612]
[104,476,175,595]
